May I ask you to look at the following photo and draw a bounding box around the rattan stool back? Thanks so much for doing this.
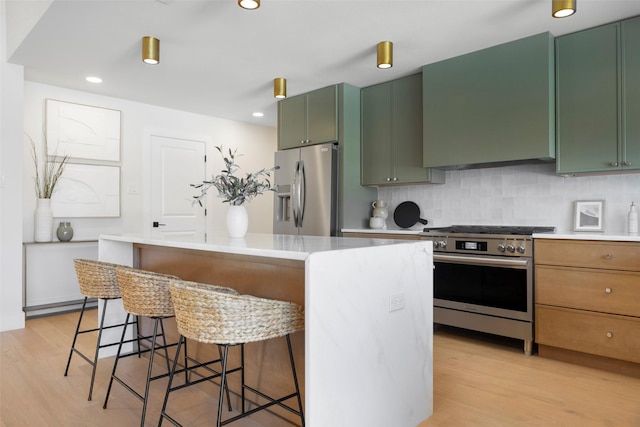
[73,258,122,299]
[162,279,306,427]
[169,279,304,345]
[115,267,179,318]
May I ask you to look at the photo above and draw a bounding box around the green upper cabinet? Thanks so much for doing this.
[422,32,555,169]
[556,17,640,174]
[623,17,640,171]
[278,85,338,150]
[361,74,444,186]
[276,83,378,229]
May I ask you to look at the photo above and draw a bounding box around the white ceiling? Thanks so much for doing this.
[7,0,640,127]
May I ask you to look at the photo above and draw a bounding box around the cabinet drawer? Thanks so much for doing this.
[535,265,640,316]
[536,305,640,364]
[535,239,640,271]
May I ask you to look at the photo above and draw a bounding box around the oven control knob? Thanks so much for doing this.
[517,245,526,254]
[506,244,516,253]
[438,240,447,249]
[497,244,506,252]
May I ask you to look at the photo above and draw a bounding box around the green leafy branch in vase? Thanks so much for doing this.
[191,146,279,206]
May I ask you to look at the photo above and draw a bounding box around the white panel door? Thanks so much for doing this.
[150,135,206,236]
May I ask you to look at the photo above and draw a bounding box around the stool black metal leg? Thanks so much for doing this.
[216,344,230,427]
[286,334,305,427]
[103,313,131,408]
[140,317,161,427]
[159,318,171,374]
[217,345,233,412]
[64,296,88,377]
[88,298,110,401]
[184,338,189,383]
[158,335,186,427]
[240,343,246,415]
[135,315,142,358]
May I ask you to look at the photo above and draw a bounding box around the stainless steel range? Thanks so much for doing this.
[421,225,555,355]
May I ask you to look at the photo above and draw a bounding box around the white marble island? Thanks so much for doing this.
[99,233,434,427]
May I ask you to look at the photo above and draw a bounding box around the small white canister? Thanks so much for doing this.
[629,201,638,234]
[369,216,385,229]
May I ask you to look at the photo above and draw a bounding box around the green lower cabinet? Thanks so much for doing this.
[361,74,444,186]
[556,16,640,174]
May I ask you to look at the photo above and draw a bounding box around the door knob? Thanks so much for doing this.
[152,221,166,228]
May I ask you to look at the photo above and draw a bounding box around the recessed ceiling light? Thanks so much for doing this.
[238,0,260,10]
[252,112,264,117]
[86,76,102,83]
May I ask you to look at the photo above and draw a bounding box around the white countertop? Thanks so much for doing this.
[341,228,421,235]
[533,232,640,242]
[99,232,418,261]
[344,228,640,242]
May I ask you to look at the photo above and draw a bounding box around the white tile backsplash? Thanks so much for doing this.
[377,164,640,234]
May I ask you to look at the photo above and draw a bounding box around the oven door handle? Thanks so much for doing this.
[434,253,530,268]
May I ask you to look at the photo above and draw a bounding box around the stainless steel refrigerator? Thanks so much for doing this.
[273,143,338,236]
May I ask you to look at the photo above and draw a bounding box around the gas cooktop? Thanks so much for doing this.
[422,225,556,235]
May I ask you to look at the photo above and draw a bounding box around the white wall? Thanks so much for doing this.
[0,79,275,332]
[378,163,640,234]
[1,0,27,331]
[23,82,277,242]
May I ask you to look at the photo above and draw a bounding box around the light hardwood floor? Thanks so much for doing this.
[1,311,640,426]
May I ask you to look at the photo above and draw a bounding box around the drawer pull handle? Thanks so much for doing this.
[604,254,613,260]
[606,332,613,338]
[605,287,612,294]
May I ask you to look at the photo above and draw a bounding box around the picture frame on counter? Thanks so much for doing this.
[573,200,605,231]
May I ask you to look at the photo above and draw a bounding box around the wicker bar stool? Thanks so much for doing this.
[102,267,182,427]
[65,258,139,401]
[159,279,305,427]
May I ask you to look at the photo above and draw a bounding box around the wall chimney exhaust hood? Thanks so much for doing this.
[422,32,555,171]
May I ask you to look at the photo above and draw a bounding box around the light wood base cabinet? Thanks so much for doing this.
[535,239,640,375]
[536,305,640,364]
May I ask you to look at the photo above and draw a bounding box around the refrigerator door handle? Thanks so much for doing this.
[292,161,301,227]
[298,160,306,227]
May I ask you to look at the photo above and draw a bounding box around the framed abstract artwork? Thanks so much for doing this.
[573,200,605,231]
[50,164,120,217]
[46,99,121,161]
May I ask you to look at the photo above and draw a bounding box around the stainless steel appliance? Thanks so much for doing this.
[421,225,555,355]
[273,143,338,236]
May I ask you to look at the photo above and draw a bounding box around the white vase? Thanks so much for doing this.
[34,198,53,242]
[226,205,248,238]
